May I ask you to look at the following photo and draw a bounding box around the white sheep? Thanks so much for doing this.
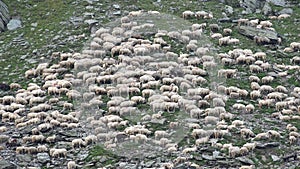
[72,139,86,148]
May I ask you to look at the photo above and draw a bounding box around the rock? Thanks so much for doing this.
[0,0,10,31]
[271,155,280,162]
[37,153,50,164]
[237,157,255,165]
[224,5,234,14]
[256,142,280,149]
[262,2,272,15]
[84,19,98,25]
[266,0,286,6]
[70,17,84,26]
[202,154,214,160]
[113,11,121,16]
[7,19,22,31]
[113,4,120,9]
[143,160,155,168]
[0,160,17,169]
[0,135,9,143]
[238,25,280,44]
[239,0,265,13]
[16,154,32,163]
[278,8,293,15]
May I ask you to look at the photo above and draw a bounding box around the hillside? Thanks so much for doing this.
[0,0,300,168]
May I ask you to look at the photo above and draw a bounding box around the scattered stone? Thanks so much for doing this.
[7,19,22,30]
[278,8,293,15]
[262,2,272,15]
[266,0,286,7]
[237,157,255,165]
[113,4,120,9]
[84,19,99,25]
[224,5,234,14]
[256,142,280,149]
[0,160,17,169]
[271,155,280,162]
[202,154,214,160]
[113,11,122,16]
[16,154,32,163]
[239,0,265,13]
[37,153,51,164]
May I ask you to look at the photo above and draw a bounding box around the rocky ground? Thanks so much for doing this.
[0,0,300,169]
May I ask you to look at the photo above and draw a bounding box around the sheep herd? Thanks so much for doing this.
[0,10,300,169]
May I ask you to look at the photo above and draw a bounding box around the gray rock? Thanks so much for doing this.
[0,135,9,143]
[70,17,84,26]
[239,0,265,13]
[0,160,17,169]
[0,0,10,31]
[271,155,280,162]
[84,19,98,25]
[278,8,293,15]
[224,5,234,14]
[238,25,280,44]
[7,19,22,30]
[237,157,255,165]
[143,160,155,167]
[262,2,272,15]
[266,0,286,6]
[37,153,50,164]
[113,4,120,9]
[256,142,280,149]
[202,154,214,160]
[16,154,32,163]
[113,11,121,16]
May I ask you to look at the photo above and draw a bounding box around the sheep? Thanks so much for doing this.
[240,128,255,138]
[0,126,7,133]
[253,132,269,140]
[261,76,274,84]
[223,28,232,35]
[67,161,77,169]
[267,130,281,138]
[289,135,297,144]
[286,124,298,132]
[245,104,255,113]
[219,36,230,46]
[228,146,241,158]
[182,10,195,19]
[182,146,197,154]
[50,148,67,158]
[72,139,86,148]
[249,64,263,73]
[204,116,219,125]
[290,42,300,50]
[84,135,98,145]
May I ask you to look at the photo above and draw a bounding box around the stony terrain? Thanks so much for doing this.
[0,0,300,169]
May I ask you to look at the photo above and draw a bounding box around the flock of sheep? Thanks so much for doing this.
[0,9,299,169]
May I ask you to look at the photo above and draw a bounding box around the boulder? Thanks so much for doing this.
[0,0,10,32]
[238,25,280,44]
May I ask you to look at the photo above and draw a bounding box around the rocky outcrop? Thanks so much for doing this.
[238,25,280,44]
[0,0,10,32]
